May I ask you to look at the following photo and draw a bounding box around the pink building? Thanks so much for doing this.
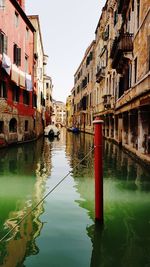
[0,0,38,146]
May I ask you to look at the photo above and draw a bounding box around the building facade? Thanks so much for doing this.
[28,15,48,136]
[70,0,150,164]
[28,16,53,132]
[66,94,73,128]
[44,75,53,126]
[72,41,95,133]
[0,1,54,147]
[52,100,66,126]
[0,0,36,146]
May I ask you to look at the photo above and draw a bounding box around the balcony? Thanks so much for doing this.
[103,94,111,109]
[80,96,87,111]
[111,33,133,69]
[119,33,133,52]
[96,67,105,83]
[82,77,87,89]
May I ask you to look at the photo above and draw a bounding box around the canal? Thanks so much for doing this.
[0,129,150,267]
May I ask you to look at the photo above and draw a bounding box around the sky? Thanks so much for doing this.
[26,0,105,103]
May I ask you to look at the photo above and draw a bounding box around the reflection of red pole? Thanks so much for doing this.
[93,119,103,223]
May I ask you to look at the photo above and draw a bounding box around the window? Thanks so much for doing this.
[114,10,118,26]
[89,93,92,107]
[33,119,36,130]
[0,31,7,54]
[25,120,28,131]
[25,55,28,72]
[129,63,132,88]
[132,0,134,11]
[15,12,19,27]
[46,82,49,89]
[13,85,20,102]
[0,80,7,98]
[137,0,140,29]
[0,121,4,133]
[9,118,17,133]
[33,93,37,108]
[0,0,5,9]
[134,57,137,83]
[13,44,21,66]
[23,90,29,105]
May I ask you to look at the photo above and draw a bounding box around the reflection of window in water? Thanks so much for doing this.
[24,153,28,162]
[0,160,4,173]
[0,121,4,133]
[9,160,17,173]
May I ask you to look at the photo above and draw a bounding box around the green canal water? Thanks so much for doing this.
[0,129,150,267]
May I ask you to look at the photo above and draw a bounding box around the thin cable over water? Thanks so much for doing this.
[0,147,94,243]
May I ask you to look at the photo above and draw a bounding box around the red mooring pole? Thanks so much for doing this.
[93,119,103,223]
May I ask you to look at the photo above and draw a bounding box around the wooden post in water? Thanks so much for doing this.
[93,118,103,223]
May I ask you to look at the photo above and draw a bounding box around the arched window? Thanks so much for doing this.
[9,118,17,133]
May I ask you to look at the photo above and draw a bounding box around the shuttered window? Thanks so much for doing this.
[23,90,29,105]
[13,85,20,102]
[0,31,8,54]
[13,44,21,66]
[0,0,5,8]
[0,80,7,98]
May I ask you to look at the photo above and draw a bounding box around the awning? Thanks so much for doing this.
[19,70,25,88]
[11,64,19,85]
[25,73,32,91]
[2,53,11,75]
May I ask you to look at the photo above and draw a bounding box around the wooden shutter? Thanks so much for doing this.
[0,32,3,54]
[3,34,7,54]
[17,47,21,66]
[13,44,17,64]
[3,81,7,98]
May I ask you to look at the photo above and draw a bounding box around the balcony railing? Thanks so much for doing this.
[96,67,105,83]
[110,33,133,69]
[103,94,111,109]
[119,33,133,52]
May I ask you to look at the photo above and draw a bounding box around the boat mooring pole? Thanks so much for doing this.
[93,119,103,223]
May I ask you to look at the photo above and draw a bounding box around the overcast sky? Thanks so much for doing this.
[26,0,105,103]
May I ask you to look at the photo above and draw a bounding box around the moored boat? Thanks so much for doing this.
[67,127,79,134]
[44,125,60,138]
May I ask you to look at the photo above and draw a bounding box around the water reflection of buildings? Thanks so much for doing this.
[66,133,150,267]
[104,140,150,190]
[65,131,95,219]
[0,137,53,267]
[92,141,150,267]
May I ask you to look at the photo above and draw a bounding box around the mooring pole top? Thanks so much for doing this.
[93,119,104,124]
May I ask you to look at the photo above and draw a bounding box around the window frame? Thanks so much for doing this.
[13,43,21,66]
